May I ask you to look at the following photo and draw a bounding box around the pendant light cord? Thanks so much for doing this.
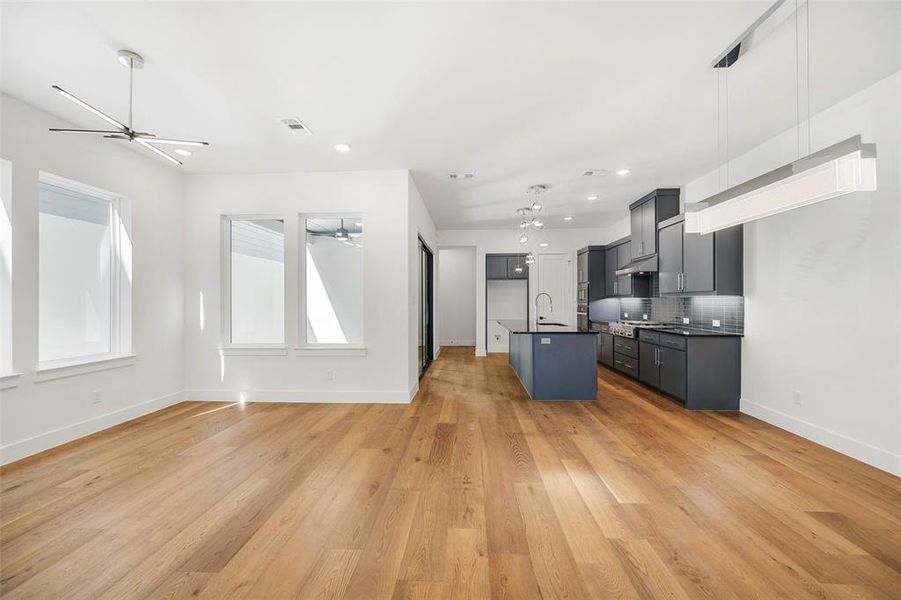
[128,59,134,131]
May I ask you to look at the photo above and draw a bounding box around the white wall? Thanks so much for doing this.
[0,94,186,464]
[683,71,901,475]
[183,169,415,403]
[437,246,476,346]
[437,226,620,356]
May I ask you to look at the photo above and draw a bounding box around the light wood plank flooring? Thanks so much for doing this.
[2,346,900,599]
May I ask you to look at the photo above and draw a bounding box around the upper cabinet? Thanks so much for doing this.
[629,189,681,260]
[601,239,649,298]
[576,246,605,302]
[486,254,529,280]
[658,216,743,296]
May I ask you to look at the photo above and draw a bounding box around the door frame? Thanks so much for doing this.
[419,236,435,378]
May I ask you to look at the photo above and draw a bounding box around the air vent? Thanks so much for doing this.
[448,172,474,179]
[583,169,609,177]
[280,117,312,134]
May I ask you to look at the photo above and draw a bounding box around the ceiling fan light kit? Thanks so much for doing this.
[49,49,209,166]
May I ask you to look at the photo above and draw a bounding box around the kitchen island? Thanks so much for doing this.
[497,320,599,401]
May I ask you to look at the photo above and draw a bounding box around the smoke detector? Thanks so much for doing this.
[280,117,312,135]
[583,169,609,177]
[449,172,475,179]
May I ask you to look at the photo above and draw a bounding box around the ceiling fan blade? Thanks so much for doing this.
[134,135,209,147]
[136,139,182,166]
[49,128,126,135]
[51,85,127,131]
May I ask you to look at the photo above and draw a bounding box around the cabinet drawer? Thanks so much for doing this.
[658,333,686,351]
[612,337,639,358]
[613,353,638,377]
[638,330,659,344]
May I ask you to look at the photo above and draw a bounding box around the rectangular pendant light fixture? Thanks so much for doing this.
[684,135,877,235]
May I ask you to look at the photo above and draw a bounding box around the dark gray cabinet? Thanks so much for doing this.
[601,239,648,298]
[599,333,613,367]
[486,255,508,280]
[576,246,606,303]
[487,254,529,280]
[658,220,682,294]
[639,342,660,387]
[658,347,686,400]
[630,329,739,410]
[629,189,680,260]
[657,215,743,296]
[605,249,618,296]
[506,256,528,279]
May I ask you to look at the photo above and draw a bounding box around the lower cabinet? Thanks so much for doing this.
[658,347,686,401]
[598,332,614,367]
[638,342,660,388]
[631,330,739,410]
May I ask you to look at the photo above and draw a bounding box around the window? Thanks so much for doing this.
[225,218,285,345]
[0,159,12,377]
[38,174,131,365]
[303,216,363,346]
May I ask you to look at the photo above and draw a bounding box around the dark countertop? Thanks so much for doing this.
[496,319,597,334]
[646,326,743,337]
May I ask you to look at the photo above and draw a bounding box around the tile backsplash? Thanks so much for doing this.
[616,276,745,334]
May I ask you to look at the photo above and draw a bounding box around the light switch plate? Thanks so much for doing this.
[682,317,690,324]
[624,312,629,318]
[642,314,648,320]
[712,319,721,327]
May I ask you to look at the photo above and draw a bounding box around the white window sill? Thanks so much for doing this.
[219,345,288,356]
[295,346,367,357]
[34,354,137,383]
[1,372,23,390]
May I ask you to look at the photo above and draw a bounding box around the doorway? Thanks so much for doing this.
[419,237,434,378]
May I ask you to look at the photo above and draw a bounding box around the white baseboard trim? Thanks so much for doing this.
[741,400,900,476]
[475,347,487,357]
[409,380,420,401]
[184,388,412,404]
[0,390,184,466]
[439,339,476,346]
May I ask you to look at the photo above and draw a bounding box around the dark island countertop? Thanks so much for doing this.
[496,319,597,334]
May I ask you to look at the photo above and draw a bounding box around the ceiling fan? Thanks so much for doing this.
[49,49,209,165]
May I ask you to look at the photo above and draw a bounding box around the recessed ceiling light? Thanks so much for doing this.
[563,216,574,221]
[175,149,192,157]
[587,195,598,201]
[539,242,549,247]
[616,168,630,176]
[334,143,352,153]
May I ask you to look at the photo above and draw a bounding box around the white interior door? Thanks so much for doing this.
[536,253,572,325]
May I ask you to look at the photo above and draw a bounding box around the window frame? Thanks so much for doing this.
[0,158,18,388]
[36,172,133,375]
[219,214,288,354]
[296,212,366,355]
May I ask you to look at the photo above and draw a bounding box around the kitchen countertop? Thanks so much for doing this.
[496,320,597,334]
[646,326,743,337]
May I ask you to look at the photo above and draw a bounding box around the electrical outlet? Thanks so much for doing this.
[793,390,802,406]
[642,314,648,320]
[624,312,629,318]
[682,317,690,324]
[91,390,102,405]
[326,369,334,381]
[712,319,721,328]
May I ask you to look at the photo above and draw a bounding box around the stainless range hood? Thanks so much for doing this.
[615,254,657,276]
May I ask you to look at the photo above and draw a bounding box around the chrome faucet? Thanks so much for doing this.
[535,292,553,322]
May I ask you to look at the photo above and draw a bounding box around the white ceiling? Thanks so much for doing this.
[2,2,898,230]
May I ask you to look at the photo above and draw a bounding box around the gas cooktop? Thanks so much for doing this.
[608,320,673,338]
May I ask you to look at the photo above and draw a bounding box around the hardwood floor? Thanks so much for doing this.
[2,346,900,599]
